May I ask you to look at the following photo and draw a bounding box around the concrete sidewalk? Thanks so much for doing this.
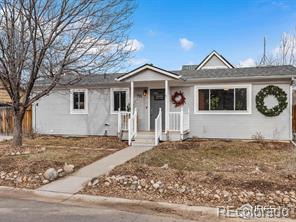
[37,145,153,194]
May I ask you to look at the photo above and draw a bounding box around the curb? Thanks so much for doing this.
[70,193,217,215]
[0,186,217,218]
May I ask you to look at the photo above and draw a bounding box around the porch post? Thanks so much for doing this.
[165,80,169,133]
[130,81,134,114]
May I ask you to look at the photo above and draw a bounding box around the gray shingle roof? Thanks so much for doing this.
[35,73,122,87]
[174,65,296,80]
[35,65,296,87]
[76,73,121,84]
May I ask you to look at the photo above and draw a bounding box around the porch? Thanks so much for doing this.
[115,64,190,145]
[116,81,190,146]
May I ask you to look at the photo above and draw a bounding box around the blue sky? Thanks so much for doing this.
[127,0,296,70]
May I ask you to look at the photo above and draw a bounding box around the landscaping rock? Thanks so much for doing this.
[15,176,22,184]
[64,164,74,173]
[43,168,58,181]
[91,178,99,186]
[42,179,49,184]
[152,183,160,189]
[161,164,169,169]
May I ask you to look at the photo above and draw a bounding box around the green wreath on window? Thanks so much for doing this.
[255,85,288,117]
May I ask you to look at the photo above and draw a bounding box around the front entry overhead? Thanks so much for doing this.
[150,89,165,130]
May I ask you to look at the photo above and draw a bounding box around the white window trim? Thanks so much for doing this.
[194,84,252,115]
[110,88,130,114]
[70,89,88,114]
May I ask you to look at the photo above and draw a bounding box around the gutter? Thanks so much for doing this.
[186,75,294,82]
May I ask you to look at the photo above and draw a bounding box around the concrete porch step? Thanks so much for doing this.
[134,137,154,142]
[132,142,155,147]
[132,131,155,146]
[135,132,155,139]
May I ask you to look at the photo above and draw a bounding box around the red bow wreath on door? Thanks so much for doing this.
[171,91,186,107]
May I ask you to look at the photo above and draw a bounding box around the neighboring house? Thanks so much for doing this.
[33,51,296,144]
[0,81,33,134]
[0,81,13,106]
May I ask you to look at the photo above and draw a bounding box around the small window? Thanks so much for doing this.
[114,91,127,111]
[70,89,88,114]
[196,85,250,114]
[111,88,129,113]
[73,92,85,110]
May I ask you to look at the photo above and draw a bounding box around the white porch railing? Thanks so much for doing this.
[155,108,162,145]
[128,108,137,145]
[117,110,130,134]
[168,108,190,136]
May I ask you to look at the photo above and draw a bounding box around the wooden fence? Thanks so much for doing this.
[0,106,32,135]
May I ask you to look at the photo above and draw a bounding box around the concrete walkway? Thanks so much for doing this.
[37,145,153,194]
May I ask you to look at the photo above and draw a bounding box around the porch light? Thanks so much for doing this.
[143,89,148,96]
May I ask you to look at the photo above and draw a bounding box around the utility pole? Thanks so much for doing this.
[259,37,268,66]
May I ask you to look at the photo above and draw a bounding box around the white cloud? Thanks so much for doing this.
[179,38,194,51]
[77,38,144,55]
[126,39,144,52]
[239,58,256,67]
[128,58,149,66]
[271,0,289,9]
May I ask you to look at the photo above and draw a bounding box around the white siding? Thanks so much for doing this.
[201,54,230,69]
[33,82,292,141]
[33,88,118,136]
[186,83,291,140]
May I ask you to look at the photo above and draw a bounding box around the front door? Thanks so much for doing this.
[150,89,165,130]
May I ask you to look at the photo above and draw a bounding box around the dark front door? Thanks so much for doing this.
[150,89,165,130]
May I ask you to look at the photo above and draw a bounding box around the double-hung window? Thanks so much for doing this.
[195,85,251,114]
[111,88,129,113]
[70,89,88,114]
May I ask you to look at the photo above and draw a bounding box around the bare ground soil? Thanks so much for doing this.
[0,135,127,189]
[82,139,296,209]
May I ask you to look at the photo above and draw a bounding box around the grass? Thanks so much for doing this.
[82,139,296,209]
[1,135,125,149]
[0,135,127,188]
[133,139,295,172]
[106,139,296,192]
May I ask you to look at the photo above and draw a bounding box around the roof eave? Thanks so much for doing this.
[185,75,295,82]
[115,64,181,81]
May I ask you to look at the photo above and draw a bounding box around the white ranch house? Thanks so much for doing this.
[33,51,296,145]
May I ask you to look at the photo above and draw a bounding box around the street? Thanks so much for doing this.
[0,195,294,222]
[0,197,195,222]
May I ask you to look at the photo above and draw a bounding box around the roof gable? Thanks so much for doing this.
[196,51,234,70]
[116,64,181,81]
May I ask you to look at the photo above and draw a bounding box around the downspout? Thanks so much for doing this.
[290,77,296,146]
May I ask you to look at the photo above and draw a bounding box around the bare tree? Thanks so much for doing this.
[261,32,296,66]
[0,0,135,146]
